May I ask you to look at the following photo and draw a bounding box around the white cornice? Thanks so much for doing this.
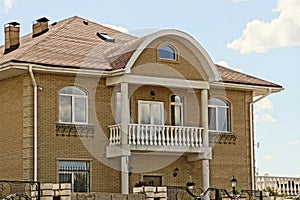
[106,74,210,89]
[210,81,284,95]
[0,62,126,80]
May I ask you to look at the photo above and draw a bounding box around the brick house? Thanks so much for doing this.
[0,16,283,194]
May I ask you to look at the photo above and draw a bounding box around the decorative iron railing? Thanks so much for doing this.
[108,124,203,147]
[0,180,40,200]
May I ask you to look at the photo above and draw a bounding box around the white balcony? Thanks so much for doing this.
[256,175,300,196]
[108,124,205,154]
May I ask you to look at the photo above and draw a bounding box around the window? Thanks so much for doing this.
[171,95,183,126]
[208,98,230,132]
[59,86,88,124]
[158,45,176,60]
[115,92,121,124]
[58,161,89,192]
[143,175,162,186]
[96,32,115,42]
[138,101,164,125]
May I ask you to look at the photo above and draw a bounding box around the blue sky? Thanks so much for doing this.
[1,0,299,177]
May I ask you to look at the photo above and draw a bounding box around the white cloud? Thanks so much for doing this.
[103,24,128,33]
[215,60,229,68]
[4,0,13,13]
[263,154,276,161]
[231,0,248,3]
[286,134,300,145]
[255,113,276,122]
[215,60,243,72]
[254,97,273,112]
[227,0,300,54]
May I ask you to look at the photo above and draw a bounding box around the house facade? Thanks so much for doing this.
[0,16,283,194]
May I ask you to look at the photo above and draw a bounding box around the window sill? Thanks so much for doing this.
[56,123,95,137]
[157,58,180,64]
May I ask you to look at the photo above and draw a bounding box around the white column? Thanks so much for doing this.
[121,82,130,194]
[121,82,129,144]
[121,156,129,194]
[201,89,210,197]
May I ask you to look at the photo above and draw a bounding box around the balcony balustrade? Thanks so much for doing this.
[108,124,204,149]
[256,175,300,196]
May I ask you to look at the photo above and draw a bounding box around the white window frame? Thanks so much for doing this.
[59,86,88,124]
[158,45,176,60]
[170,95,183,126]
[208,98,230,132]
[115,92,121,124]
[138,100,164,125]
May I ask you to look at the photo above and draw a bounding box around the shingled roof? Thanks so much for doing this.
[0,16,282,89]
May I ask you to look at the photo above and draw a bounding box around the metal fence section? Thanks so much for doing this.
[0,180,40,200]
[167,186,186,200]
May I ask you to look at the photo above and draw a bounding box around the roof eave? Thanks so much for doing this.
[0,61,126,79]
[210,81,284,96]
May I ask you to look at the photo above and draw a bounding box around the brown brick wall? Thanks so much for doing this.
[34,73,121,192]
[0,75,24,180]
[209,89,253,190]
[0,34,253,193]
[131,36,206,81]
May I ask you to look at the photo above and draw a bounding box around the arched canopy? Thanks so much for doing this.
[124,29,220,82]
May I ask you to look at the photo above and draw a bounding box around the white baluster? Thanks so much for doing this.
[128,125,132,144]
[153,126,158,145]
[132,125,136,145]
[161,127,165,145]
[149,125,153,145]
[141,125,145,145]
[182,128,186,146]
[136,125,140,145]
[186,128,190,146]
[194,128,199,147]
[170,127,174,146]
[113,127,116,145]
[156,126,161,145]
[166,127,170,145]
[109,127,113,145]
[117,126,121,144]
[178,127,182,146]
[174,127,178,146]
[191,128,195,147]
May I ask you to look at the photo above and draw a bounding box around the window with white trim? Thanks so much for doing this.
[138,100,164,125]
[171,95,183,126]
[58,161,89,192]
[158,45,176,60]
[59,86,88,124]
[208,98,230,132]
[115,92,121,124]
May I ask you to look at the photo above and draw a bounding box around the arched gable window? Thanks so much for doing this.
[208,98,230,132]
[171,95,183,126]
[59,86,88,124]
[158,45,176,60]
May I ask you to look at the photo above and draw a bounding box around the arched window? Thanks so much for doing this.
[59,86,88,124]
[158,45,176,60]
[208,98,230,132]
[171,95,183,126]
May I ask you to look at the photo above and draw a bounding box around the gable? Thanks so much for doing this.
[125,30,219,82]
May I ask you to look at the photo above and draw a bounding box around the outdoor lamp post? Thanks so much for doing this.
[230,176,238,195]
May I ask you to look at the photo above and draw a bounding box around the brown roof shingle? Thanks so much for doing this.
[216,64,282,88]
[0,16,282,89]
